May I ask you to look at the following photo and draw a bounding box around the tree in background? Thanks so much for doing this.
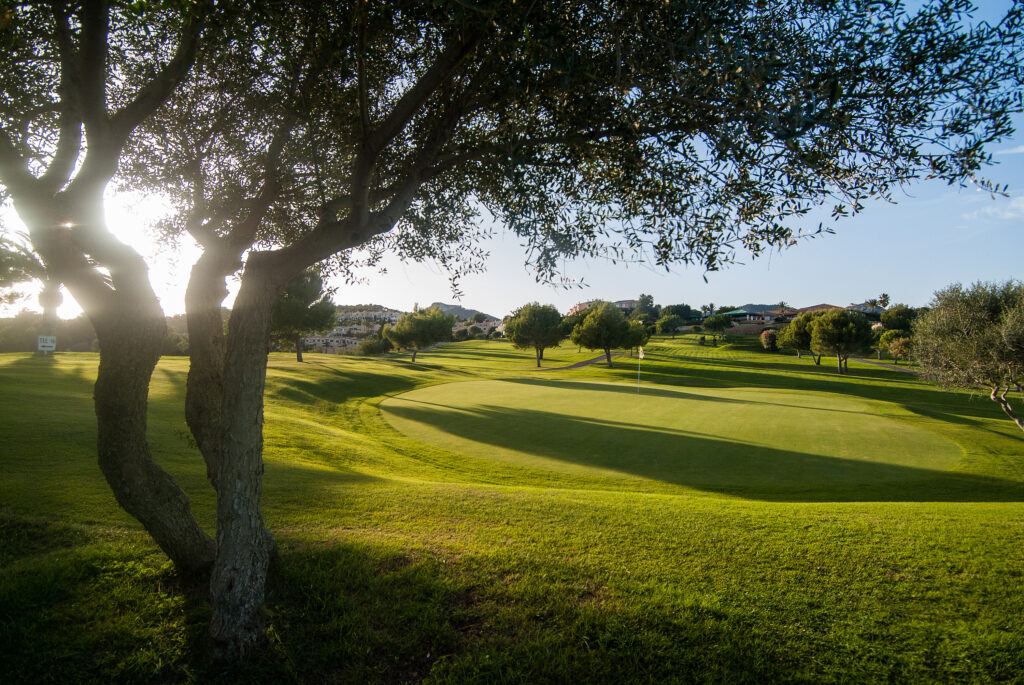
[624,319,650,356]
[878,293,891,309]
[776,301,791,321]
[383,306,455,363]
[880,304,917,332]
[882,332,912,366]
[810,309,873,374]
[1,233,62,342]
[656,313,683,337]
[505,303,565,367]
[630,294,658,325]
[872,321,886,359]
[269,270,337,363]
[661,304,694,321]
[571,302,629,367]
[471,312,487,324]
[914,282,1024,432]
[779,310,828,363]
[761,329,778,352]
[702,313,734,345]
[3,0,1022,659]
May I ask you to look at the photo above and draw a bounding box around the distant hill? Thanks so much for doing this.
[430,302,497,321]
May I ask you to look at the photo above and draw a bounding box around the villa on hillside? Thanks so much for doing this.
[847,301,887,315]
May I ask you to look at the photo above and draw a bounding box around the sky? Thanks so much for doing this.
[2,138,1022,321]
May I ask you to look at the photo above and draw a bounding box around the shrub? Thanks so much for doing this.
[760,329,778,352]
[698,335,706,346]
[357,337,392,355]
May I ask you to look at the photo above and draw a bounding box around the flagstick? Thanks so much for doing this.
[637,346,643,394]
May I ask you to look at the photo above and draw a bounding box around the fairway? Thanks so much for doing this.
[381,379,964,499]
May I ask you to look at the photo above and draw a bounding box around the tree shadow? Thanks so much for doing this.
[382,402,1024,502]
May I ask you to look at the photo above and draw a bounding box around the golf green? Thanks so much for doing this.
[380,379,964,499]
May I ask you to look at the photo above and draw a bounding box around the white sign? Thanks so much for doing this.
[638,346,644,359]
[37,335,56,352]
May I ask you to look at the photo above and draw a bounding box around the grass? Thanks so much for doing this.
[1,336,1023,683]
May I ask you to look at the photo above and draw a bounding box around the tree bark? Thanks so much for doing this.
[535,346,542,367]
[836,354,843,374]
[604,347,612,366]
[93,302,217,576]
[992,385,1024,432]
[208,260,280,660]
[294,332,303,362]
[411,349,417,362]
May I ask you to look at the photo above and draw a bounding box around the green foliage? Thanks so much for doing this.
[702,313,734,344]
[471,312,487,324]
[570,302,629,366]
[661,304,694,320]
[778,310,827,357]
[270,270,337,341]
[356,337,392,355]
[383,306,456,360]
[881,304,918,332]
[160,331,189,357]
[623,320,650,351]
[809,309,874,373]
[505,303,565,366]
[760,329,778,352]
[655,314,683,337]
[914,281,1024,430]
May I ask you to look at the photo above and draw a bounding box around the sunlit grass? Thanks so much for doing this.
[1,341,1023,682]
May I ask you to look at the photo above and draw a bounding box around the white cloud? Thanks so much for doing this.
[995,144,1024,155]
[964,195,1024,221]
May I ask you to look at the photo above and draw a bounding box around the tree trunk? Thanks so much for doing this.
[604,347,612,367]
[796,348,802,358]
[836,353,844,374]
[411,349,417,362]
[93,307,217,576]
[208,262,279,660]
[535,346,542,367]
[813,353,821,365]
[294,332,303,362]
[992,386,1024,432]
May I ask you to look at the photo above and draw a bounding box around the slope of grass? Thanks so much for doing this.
[1,339,1023,683]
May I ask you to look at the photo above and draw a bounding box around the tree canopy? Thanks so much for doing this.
[570,301,629,366]
[914,281,1024,432]
[269,270,337,362]
[809,308,874,373]
[504,303,565,367]
[383,305,455,362]
[2,0,1023,661]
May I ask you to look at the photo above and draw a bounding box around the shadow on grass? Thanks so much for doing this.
[0,517,800,684]
[383,402,1024,502]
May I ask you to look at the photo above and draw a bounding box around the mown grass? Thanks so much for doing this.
[1,337,1023,683]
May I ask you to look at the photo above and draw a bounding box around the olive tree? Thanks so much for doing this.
[914,281,1024,432]
[269,269,337,363]
[504,302,565,366]
[2,0,1023,661]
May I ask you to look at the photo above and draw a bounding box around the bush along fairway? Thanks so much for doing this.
[1,337,1023,683]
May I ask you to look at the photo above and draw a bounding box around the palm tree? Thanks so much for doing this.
[1,232,61,329]
[878,292,890,308]
[777,300,790,320]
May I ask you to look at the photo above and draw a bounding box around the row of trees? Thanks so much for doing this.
[504,301,648,367]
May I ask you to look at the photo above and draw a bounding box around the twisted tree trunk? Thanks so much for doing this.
[208,259,280,660]
[992,385,1024,432]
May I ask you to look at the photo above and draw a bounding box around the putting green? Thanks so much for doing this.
[380,379,964,498]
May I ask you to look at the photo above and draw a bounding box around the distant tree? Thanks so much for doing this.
[886,333,912,365]
[878,293,891,309]
[871,321,886,358]
[505,303,565,367]
[467,325,483,338]
[779,310,826,363]
[1,232,62,339]
[914,281,1024,432]
[662,304,694,320]
[690,325,702,334]
[624,320,650,356]
[761,329,778,352]
[357,337,393,356]
[715,305,737,315]
[656,314,683,337]
[866,298,880,312]
[631,294,657,324]
[809,309,873,373]
[702,313,734,345]
[383,306,456,362]
[270,270,337,363]
[776,301,791,320]
[453,328,470,342]
[571,301,629,367]
[471,312,487,323]
[880,304,917,332]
